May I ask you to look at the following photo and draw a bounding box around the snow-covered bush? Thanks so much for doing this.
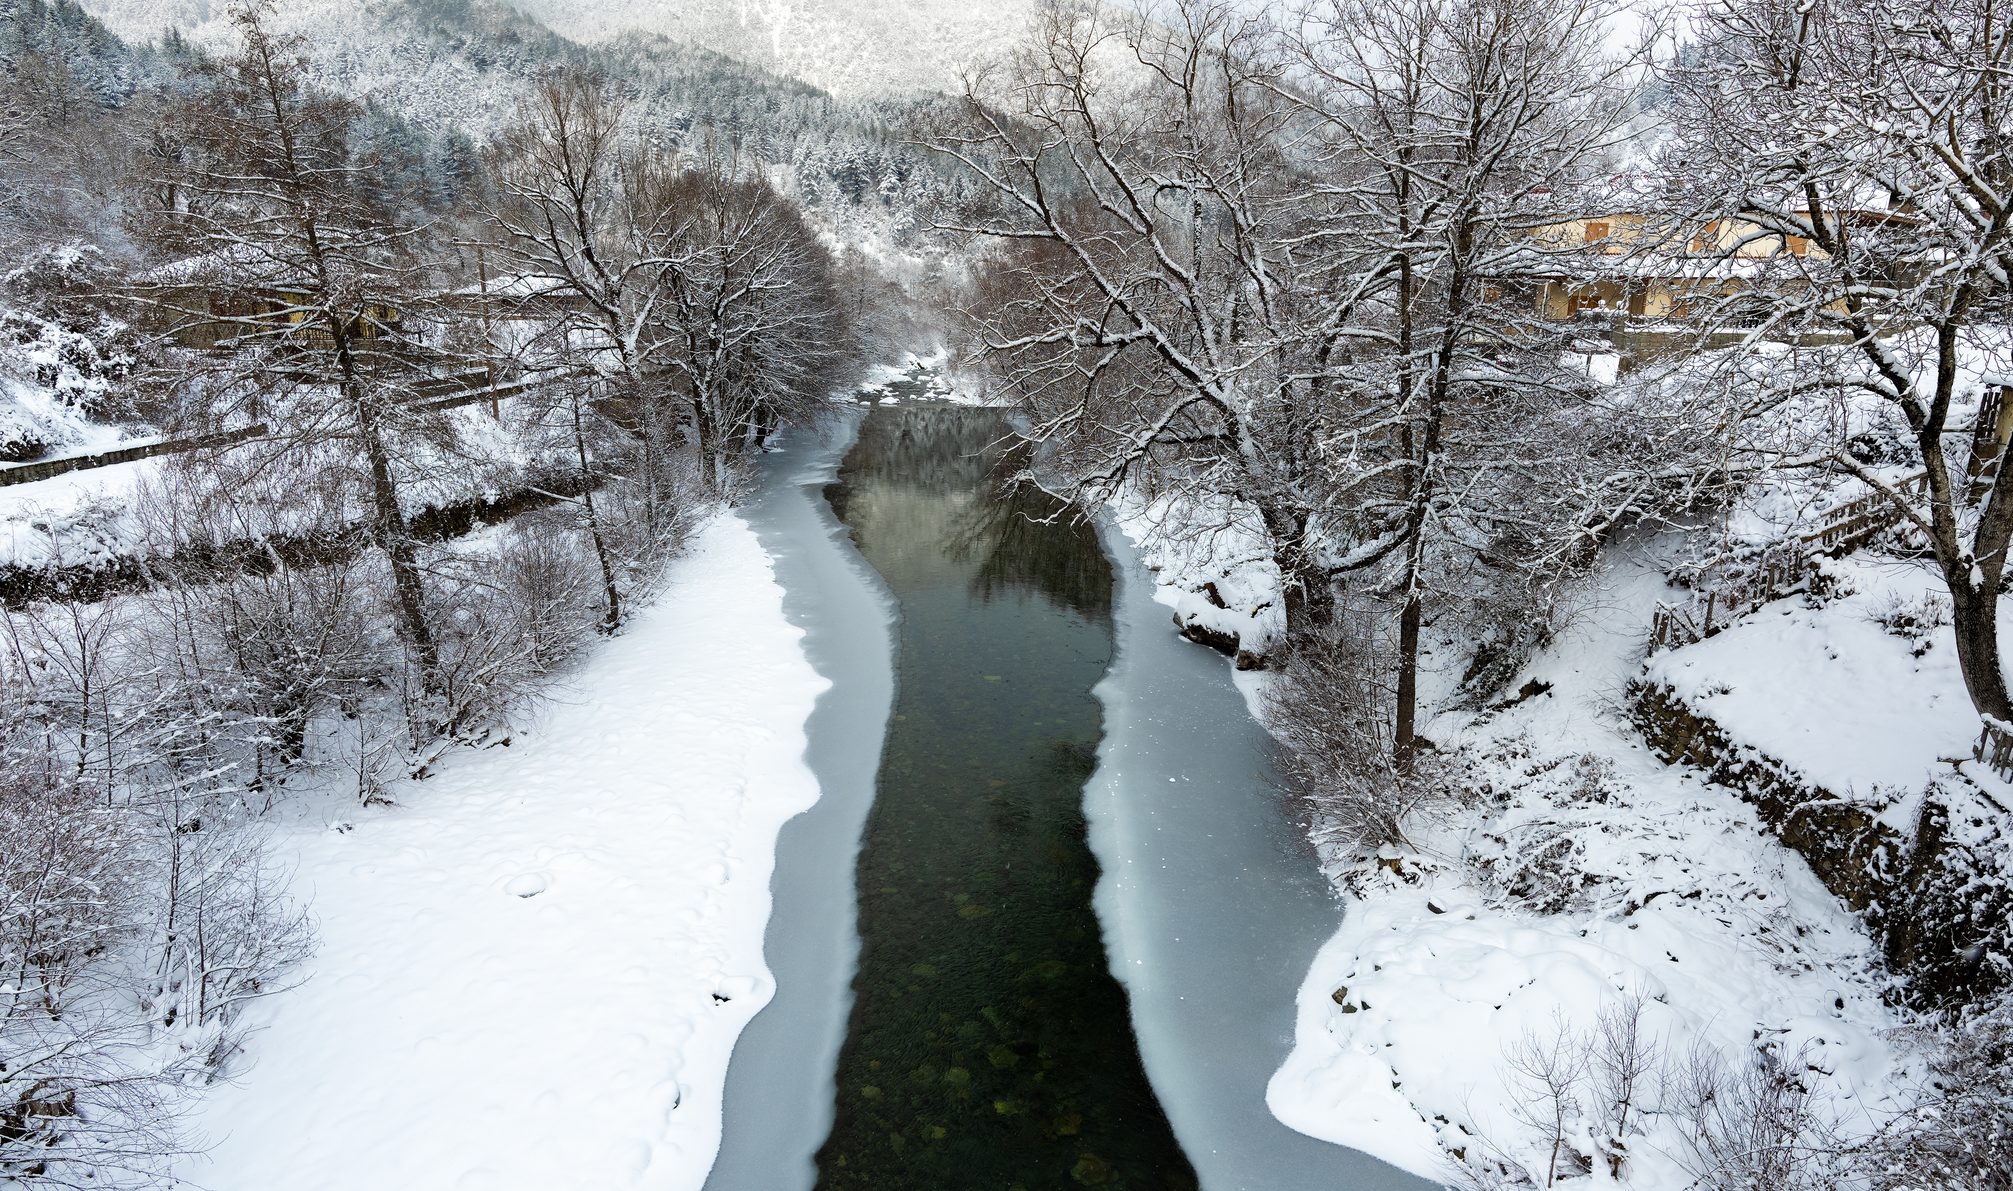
[1866,590,1951,658]
[0,381,58,461]
[0,564,337,1181]
[1267,621,1478,855]
[416,514,617,751]
[1863,993,2013,1191]
[0,750,179,1188]
[0,310,127,417]
[1465,752,1620,915]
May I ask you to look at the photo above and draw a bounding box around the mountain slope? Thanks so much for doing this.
[76,0,969,236]
[498,0,1036,99]
[81,0,1037,100]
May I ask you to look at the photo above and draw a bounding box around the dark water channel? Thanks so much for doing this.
[814,404,1197,1191]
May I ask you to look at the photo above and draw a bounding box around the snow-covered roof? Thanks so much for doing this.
[444,272,576,300]
[135,244,277,285]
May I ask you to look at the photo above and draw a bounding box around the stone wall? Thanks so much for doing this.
[1630,679,2010,1008]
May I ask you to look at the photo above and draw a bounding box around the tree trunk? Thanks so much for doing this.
[571,392,622,633]
[1916,328,2013,725]
[693,395,721,493]
[1394,562,1424,772]
[354,393,438,693]
[1262,503,1331,637]
[1950,577,2013,722]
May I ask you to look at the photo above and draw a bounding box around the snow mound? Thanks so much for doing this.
[1112,488,1285,665]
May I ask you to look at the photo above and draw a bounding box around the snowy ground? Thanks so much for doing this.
[1643,551,1991,821]
[0,454,154,568]
[1262,539,1913,1187]
[175,513,827,1191]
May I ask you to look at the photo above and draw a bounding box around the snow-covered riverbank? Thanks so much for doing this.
[1110,490,1911,1188]
[1264,542,1906,1186]
[176,513,827,1191]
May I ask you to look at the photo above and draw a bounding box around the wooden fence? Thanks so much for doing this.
[1650,542,1815,652]
[1801,470,1930,555]
[0,368,571,490]
[1652,464,1927,654]
[1977,719,2013,783]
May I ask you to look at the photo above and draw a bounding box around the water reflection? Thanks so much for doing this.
[954,465,1112,621]
[815,403,1195,1191]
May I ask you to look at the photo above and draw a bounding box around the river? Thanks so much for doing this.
[710,401,1438,1191]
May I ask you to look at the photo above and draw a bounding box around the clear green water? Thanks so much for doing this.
[814,404,1197,1191]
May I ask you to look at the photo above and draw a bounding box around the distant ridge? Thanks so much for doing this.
[79,0,1038,99]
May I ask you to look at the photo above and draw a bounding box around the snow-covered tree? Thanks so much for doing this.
[141,1,449,714]
[939,0,1324,619]
[644,166,857,487]
[1668,0,2013,722]
[1279,0,1661,762]
[488,70,855,491]
[947,0,1681,765]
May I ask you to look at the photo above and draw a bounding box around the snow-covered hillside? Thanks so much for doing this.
[80,0,1039,100]
[502,0,1037,99]
[80,0,811,136]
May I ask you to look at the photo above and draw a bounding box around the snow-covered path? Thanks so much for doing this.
[179,514,828,1191]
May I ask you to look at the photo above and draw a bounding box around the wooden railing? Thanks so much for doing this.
[1650,542,1814,653]
[1977,718,2013,783]
[1649,602,1708,652]
[0,367,575,489]
[1802,470,1930,555]
[0,424,269,487]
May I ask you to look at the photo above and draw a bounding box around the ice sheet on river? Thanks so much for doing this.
[1085,521,1443,1191]
[706,410,897,1191]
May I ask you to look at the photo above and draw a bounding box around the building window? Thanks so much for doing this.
[1585,220,1610,243]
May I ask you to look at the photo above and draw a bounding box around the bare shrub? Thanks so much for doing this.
[1267,619,1470,853]
[1666,1039,1853,1191]
[135,564,383,795]
[0,596,127,796]
[595,447,714,599]
[1590,990,1659,1177]
[147,817,315,1062]
[1450,993,1706,1189]
[1861,994,2013,1191]
[1,578,319,1183]
[412,517,605,755]
[1505,1014,1592,1188]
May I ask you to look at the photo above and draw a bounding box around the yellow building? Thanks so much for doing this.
[132,250,404,351]
[1508,210,1855,328]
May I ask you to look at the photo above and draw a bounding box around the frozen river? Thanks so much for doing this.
[708,401,1439,1191]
